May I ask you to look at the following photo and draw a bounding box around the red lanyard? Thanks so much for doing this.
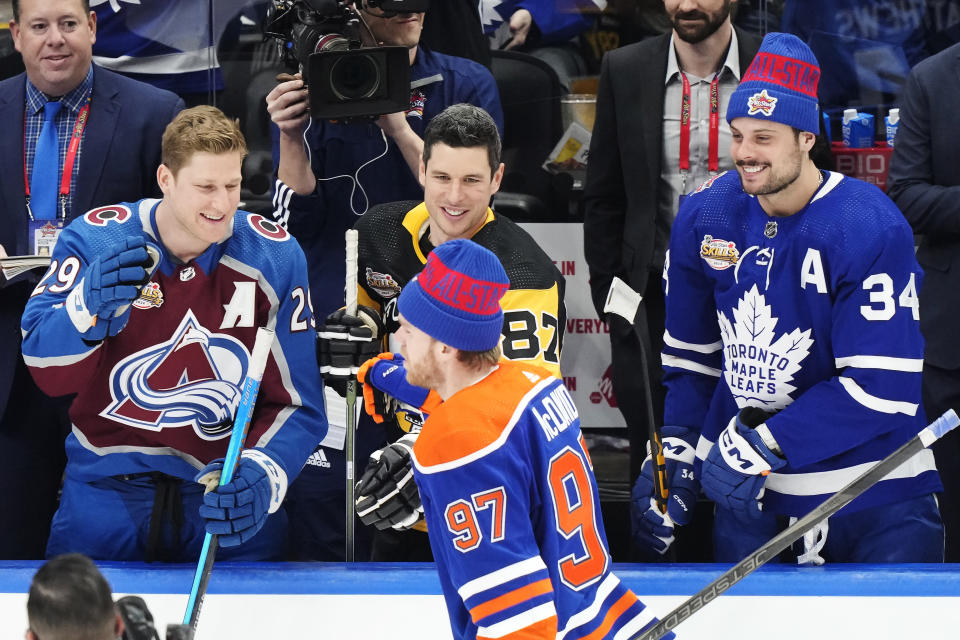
[679,72,721,178]
[23,99,92,219]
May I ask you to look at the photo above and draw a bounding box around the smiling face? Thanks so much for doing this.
[730,117,813,197]
[156,151,243,263]
[419,143,504,246]
[664,0,733,44]
[361,2,424,49]
[11,0,96,97]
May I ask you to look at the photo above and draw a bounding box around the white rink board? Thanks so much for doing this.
[2,562,958,639]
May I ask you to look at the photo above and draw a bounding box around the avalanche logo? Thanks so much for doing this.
[718,285,813,410]
[84,205,132,226]
[747,89,777,116]
[101,311,250,440]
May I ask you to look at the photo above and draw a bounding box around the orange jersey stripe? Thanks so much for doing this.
[478,615,558,640]
[469,578,554,622]
[573,591,637,640]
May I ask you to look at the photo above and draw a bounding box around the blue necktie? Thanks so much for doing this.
[30,100,63,220]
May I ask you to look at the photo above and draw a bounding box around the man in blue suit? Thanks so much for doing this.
[0,0,183,559]
[888,41,960,563]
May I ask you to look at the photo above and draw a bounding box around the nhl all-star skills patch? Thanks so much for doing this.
[366,267,402,298]
[700,235,740,270]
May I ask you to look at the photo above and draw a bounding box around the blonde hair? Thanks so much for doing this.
[161,105,247,177]
[456,344,502,370]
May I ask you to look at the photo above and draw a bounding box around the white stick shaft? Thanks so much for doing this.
[344,228,359,562]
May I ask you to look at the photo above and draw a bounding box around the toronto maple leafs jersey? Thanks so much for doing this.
[354,201,566,443]
[21,199,327,484]
[412,360,667,640]
[661,170,942,517]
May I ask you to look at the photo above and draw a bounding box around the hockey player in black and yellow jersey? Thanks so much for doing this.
[298,103,566,561]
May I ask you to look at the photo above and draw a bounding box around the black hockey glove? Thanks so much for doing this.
[317,305,383,397]
[355,434,423,530]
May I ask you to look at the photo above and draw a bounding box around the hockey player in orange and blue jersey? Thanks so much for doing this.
[391,238,668,640]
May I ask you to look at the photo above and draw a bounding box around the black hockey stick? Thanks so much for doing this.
[631,408,959,640]
[603,276,669,514]
[173,327,275,638]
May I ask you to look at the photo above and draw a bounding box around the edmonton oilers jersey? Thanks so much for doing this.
[661,170,941,517]
[412,360,668,640]
[21,199,327,483]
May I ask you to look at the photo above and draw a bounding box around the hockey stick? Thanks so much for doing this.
[604,276,669,514]
[632,408,960,640]
[177,327,275,636]
[344,228,359,562]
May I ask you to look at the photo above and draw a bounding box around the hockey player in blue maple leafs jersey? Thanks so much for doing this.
[20,107,326,562]
[631,33,943,565]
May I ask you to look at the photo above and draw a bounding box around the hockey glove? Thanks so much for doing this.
[701,407,786,522]
[630,426,700,554]
[196,448,288,547]
[357,353,435,423]
[355,433,423,530]
[630,494,676,556]
[317,305,383,396]
[66,236,159,341]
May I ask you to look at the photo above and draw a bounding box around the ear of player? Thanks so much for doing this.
[317,305,384,396]
[355,433,424,530]
[631,425,700,555]
[65,235,161,341]
[701,407,786,521]
[195,448,288,547]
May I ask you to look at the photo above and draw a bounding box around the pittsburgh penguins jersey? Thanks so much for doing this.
[412,360,668,640]
[662,170,942,517]
[21,199,327,484]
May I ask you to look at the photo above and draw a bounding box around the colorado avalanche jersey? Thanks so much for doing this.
[354,202,565,444]
[21,199,327,484]
[661,170,942,517]
[412,361,667,640]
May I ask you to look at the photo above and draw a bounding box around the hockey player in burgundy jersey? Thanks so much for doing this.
[389,239,668,640]
[20,106,327,562]
[632,33,943,564]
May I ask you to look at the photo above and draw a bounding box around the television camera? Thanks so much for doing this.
[264,0,430,120]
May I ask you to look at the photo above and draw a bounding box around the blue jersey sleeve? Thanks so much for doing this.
[661,196,724,436]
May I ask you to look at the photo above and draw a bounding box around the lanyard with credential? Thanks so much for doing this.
[679,71,720,194]
[23,98,92,221]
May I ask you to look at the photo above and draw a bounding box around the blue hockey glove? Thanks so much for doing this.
[66,236,159,341]
[630,426,699,554]
[317,306,383,397]
[357,353,434,424]
[701,408,786,522]
[196,448,288,547]
[355,433,423,530]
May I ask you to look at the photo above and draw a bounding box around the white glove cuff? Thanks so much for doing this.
[718,421,772,475]
[66,279,96,333]
[241,449,288,514]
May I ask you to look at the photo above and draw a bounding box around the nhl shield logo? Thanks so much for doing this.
[764,221,778,238]
[365,267,402,298]
[747,89,777,117]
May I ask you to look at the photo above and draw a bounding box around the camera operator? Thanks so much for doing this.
[266,0,502,561]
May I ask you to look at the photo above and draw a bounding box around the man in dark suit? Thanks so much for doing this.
[0,0,183,559]
[583,0,761,559]
[887,41,960,563]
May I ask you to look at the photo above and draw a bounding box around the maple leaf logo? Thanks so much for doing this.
[718,285,813,410]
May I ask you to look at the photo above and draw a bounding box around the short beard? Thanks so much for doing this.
[672,1,732,44]
[737,145,804,196]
